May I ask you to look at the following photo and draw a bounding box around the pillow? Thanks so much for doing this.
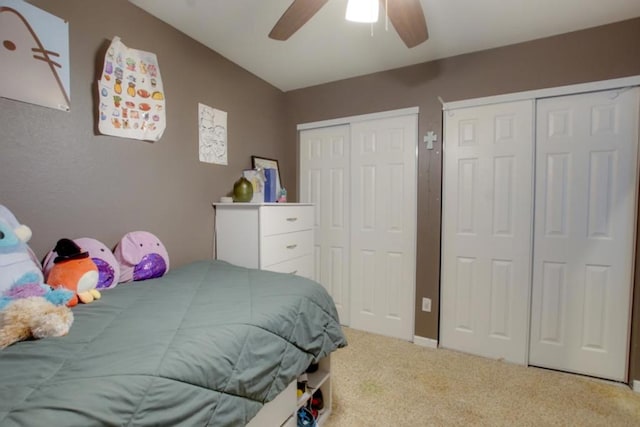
[42,238,120,290]
[113,231,169,283]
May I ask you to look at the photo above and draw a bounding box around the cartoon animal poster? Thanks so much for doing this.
[97,36,166,142]
[198,103,227,165]
[0,0,70,111]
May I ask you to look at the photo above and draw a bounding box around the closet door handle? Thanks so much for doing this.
[286,217,298,222]
[286,244,298,250]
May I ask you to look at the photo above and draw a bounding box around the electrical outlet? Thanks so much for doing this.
[422,297,432,312]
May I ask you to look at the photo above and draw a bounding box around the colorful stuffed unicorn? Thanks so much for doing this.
[0,205,44,294]
[0,274,73,311]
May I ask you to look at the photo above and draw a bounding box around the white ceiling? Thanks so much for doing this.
[128,0,640,92]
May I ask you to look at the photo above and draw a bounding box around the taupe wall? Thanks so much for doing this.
[284,18,640,381]
[0,0,288,266]
[2,1,640,383]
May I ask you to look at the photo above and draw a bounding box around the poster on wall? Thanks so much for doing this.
[0,0,70,111]
[97,36,166,142]
[198,103,227,165]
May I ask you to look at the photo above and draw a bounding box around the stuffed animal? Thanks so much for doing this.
[114,231,170,283]
[75,237,120,289]
[0,296,74,349]
[43,237,120,290]
[0,205,44,294]
[45,239,101,307]
[0,273,73,310]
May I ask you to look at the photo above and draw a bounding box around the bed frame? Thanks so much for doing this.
[249,355,332,426]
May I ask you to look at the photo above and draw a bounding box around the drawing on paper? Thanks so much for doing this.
[198,103,227,165]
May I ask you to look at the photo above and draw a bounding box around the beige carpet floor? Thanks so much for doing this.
[324,327,640,426]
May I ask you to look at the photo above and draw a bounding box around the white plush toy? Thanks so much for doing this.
[0,297,74,349]
[0,205,44,294]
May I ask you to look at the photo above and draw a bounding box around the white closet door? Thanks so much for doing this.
[440,100,534,364]
[300,125,351,325]
[529,88,640,381]
[349,114,417,341]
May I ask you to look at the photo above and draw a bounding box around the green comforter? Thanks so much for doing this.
[0,260,347,426]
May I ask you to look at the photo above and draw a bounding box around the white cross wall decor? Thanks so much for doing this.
[424,131,437,149]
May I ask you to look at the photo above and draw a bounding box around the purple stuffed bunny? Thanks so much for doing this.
[114,231,169,283]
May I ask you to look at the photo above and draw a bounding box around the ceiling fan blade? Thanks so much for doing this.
[383,0,428,48]
[269,0,329,41]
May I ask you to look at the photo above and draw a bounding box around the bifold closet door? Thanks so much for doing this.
[300,125,351,325]
[440,100,534,364]
[529,88,640,381]
[300,113,418,339]
[349,115,418,341]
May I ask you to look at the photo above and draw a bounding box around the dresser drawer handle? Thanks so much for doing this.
[286,217,298,222]
[286,244,298,250]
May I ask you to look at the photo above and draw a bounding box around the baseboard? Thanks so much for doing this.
[413,335,438,349]
[633,380,640,393]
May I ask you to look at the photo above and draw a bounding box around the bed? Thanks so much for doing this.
[0,259,347,426]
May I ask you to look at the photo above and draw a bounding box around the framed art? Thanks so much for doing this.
[251,155,282,195]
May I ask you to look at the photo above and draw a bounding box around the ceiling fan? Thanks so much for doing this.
[268,0,429,48]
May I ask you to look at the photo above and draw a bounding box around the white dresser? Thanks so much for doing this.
[212,203,314,278]
[214,202,333,426]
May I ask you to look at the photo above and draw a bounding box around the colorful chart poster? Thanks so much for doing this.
[97,36,166,141]
[0,0,70,111]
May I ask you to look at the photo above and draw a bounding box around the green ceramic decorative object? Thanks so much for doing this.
[233,176,253,202]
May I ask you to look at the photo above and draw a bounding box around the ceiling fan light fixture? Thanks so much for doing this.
[345,0,379,23]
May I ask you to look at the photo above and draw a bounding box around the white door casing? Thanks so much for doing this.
[529,88,640,381]
[440,100,535,364]
[349,114,418,341]
[300,125,351,325]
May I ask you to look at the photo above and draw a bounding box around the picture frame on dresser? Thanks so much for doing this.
[251,155,282,195]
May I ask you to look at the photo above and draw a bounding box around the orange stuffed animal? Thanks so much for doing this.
[46,239,101,307]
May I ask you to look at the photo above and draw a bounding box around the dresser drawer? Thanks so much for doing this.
[260,230,313,266]
[263,254,313,279]
[260,206,313,236]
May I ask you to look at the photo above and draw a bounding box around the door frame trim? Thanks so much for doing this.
[297,106,419,130]
[442,76,640,111]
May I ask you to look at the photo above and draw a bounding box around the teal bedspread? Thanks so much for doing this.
[0,260,346,426]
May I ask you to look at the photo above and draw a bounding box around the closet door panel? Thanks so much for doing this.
[350,114,417,341]
[441,100,534,364]
[529,88,640,381]
[300,125,351,325]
